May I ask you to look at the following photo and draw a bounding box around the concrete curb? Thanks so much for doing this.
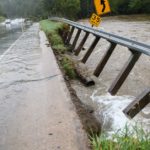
[39,30,90,150]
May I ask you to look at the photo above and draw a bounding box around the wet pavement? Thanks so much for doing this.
[0,24,89,150]
[70,15,150,133]
[0,26,23,55]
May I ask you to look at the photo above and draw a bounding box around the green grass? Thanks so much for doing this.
[40,20,68,54]
[40,20,76,79]
[0,16,5,23]
[61,56,76,79]
[90,125,150,150]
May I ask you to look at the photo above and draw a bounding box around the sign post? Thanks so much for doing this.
[90,13,101,27]
[89,0,111,27]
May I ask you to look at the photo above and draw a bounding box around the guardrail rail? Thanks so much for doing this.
[50,17,150,119]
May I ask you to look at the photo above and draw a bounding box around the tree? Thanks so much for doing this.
[129,0,150,13]
[79,0,94,18]
[41,0,80,19]
[0,0,43,18]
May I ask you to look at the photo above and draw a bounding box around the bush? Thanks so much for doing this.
[40,20,68,54]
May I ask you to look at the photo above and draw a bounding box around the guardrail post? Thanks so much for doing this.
[66,26,75,44]
[75,32,90,56]
[94,42,117,77]
[71,29,82,50]
[123,88,150,118]
[63,31,69,42]
[62,29,69,43]
[108,50,141,95]
[82,37,100,63]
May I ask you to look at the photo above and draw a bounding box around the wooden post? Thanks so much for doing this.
[123,88,150,119]
[66,26,75,44]
[62,30,69,43]
[75,32,90,56]
[71,29,82,50]
[108,50,141,95]
[82,37,100,63]
[64,31,69,43]
[94,42,117,77]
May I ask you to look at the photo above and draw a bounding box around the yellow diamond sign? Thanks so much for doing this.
[94,0,111,15]
[90,13,101,27]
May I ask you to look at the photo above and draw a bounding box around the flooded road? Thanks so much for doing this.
[70,15,150,133]
[0,23,89,150]
[0,19,28,55]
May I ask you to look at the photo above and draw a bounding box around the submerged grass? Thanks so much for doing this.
[40,20,76,79]
[90,125,150,150]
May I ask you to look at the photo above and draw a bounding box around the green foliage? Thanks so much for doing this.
[79,0,94,18]
[109,0,150,14]
[0,4,5,19]
[41,0,80,19]
[0,16,5,22]
[0,0,43,18]
[40,20,67,54]
[109,0,130,14]
[61,57,76,79]
[80,0,150,17]
[40,20,76,79]
[0,0,150,19]
[129,0,150,13]
[90,125,150,150]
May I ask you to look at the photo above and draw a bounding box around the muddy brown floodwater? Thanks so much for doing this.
[70,15,150,133]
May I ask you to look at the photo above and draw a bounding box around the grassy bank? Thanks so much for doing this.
[90,125,150,150]
[40,20,76,79]
[0,16,5,22]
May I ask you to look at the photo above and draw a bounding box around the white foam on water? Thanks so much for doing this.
[11,18,25,25]
[91,90,150,134]
[0,18,25,26]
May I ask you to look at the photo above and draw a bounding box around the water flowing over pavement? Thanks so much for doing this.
[0,24,89,150]
[0,21,24,55]
[70,16,150,133]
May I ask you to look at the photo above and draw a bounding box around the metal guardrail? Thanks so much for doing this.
[49,17,150,118]
[51,17,150,56]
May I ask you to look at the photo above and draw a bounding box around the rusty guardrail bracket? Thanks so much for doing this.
[123,88,150,119]
[75,32,90,56]
[71,29,82,50]
[65,26,75,44]
[108,50,141,95]
[94,42,117,77]
[82,37,100,63]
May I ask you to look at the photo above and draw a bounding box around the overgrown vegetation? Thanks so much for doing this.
[80,0,150,18]
[0,0,150,19]
[0,4,5,22]
[40,20,67,53]
[40,20,76,79]
[0,16,5,22]
[61,57,76,79]
[0,0,80,19]
[90,125,150,150]
[41,0,80,19]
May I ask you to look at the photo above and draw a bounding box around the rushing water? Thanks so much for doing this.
[71,15,150,133]
[0,19,30,55]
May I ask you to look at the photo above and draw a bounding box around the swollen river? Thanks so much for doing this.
[71,15,150,133]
